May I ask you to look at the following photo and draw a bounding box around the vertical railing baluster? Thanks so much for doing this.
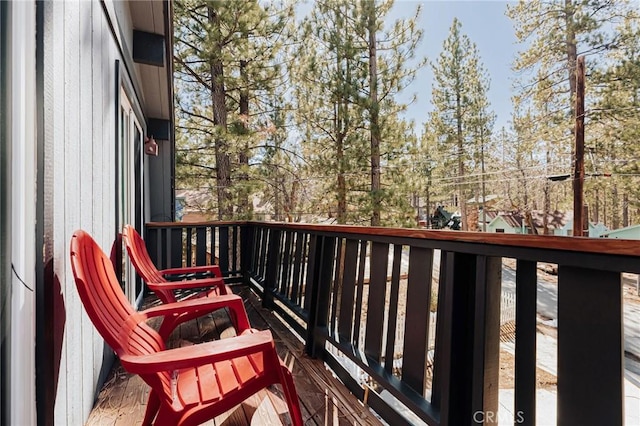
[160,228,168,269]
[470,255,501,424]
[262,228,281,310]
[557,266,623,426]
[437,252,476,425]
[338,239,358,344]
[185,227,193,267]
[364,242,389,362]
[240,223,254,285]
[299,233,309,308]
[195,227,206,266]
[384,245,403,376]
[232,225,238,273]
[431,249,448,408]
[353,240,367,348]
[146,227,159,267]
[219,226,229,273]
[258,227,268,281]
[515,260,537,426]
[329,238,343,337]
[291,231,304,304]
[303,234,316,314]
[280,230,292,296]
[305,235,335,358]
[400,246,433,393]
[169,227,182,268]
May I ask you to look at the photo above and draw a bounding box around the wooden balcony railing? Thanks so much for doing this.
[145,221,639,426]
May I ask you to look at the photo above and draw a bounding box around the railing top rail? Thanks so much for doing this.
[145,220,640,258]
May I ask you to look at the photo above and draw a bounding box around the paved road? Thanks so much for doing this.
[421,250,640,358]
[500,265,640,359]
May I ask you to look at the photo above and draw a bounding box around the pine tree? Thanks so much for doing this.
[427,18,494,230]
[507,0,638,227]
[174,0,292,219]
[359,0,424,226]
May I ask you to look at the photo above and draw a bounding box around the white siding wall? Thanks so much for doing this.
[8,1,37,424]
[42,1,127,422]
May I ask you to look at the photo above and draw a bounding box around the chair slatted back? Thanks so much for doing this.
[70,230,172,399]
[123,225,175,302]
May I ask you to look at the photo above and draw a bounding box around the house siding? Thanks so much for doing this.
[488,216,522,234]
[40,1,134,423]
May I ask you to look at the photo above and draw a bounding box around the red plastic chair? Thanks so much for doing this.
[123,225,230,305]
[70,230,303,425]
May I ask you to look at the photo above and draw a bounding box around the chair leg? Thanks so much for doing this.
[279,365,303,426]
[142,390,160,426]
[158,315,179,341]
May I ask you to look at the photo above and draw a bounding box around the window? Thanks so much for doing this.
[117,65,145,306]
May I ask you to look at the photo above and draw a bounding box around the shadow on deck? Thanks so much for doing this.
[85,286,382,425]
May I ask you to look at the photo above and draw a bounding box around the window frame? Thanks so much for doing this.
[115,60,146,307]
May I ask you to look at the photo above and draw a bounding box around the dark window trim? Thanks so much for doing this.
[0,1,10,424]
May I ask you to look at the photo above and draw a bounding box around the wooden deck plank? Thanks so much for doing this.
[86,286,382,425]
[239,287,382,426]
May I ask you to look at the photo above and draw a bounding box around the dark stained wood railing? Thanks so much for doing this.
[146,221,639,426]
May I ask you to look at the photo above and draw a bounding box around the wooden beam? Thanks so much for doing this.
[573,55,585,237]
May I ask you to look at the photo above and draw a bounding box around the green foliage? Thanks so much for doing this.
[424,18,495,229]
[174,0,294,219]
[506,0,640,228]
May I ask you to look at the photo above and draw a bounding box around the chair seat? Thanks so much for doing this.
[175,351,267,407]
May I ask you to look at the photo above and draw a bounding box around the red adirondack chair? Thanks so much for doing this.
[70,230,303,425]
[123,225,230,305]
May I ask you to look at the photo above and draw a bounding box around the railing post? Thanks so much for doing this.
[262,228,281,310]
[305,235,335,358]
[470,255,501,425]
[436,252,501,425]
[240,223,254,286]
[557,266,623,426]
[515,260,537,426]
[169,227,182,268]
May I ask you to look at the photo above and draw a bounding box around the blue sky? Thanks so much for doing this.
[388,0,518,132]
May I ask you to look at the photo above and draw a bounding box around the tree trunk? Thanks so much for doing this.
[456,93,467,230]
[623,192,629,227]
[209,5,232,220]
[612,184,619,229]
[237,56,251,218]
[367,0,381,227]
[594,188,599,223]
[543,149,551,235]
[480,125,487,232]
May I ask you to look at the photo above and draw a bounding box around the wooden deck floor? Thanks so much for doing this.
[85,287,382,425]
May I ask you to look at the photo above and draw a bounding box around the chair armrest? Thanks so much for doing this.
[146,276,226,291]
[160,264,223,277]
[120,330,274,374]
[141,295,251,332]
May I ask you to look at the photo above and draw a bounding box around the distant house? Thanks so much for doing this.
[486,210,579,235]
[487,211,526,234]
[175,189,216,222]
[600,224,640,240]
[530,210,571,235]
[556,220,608,237]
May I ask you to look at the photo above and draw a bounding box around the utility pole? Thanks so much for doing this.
[573,55,585,237]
